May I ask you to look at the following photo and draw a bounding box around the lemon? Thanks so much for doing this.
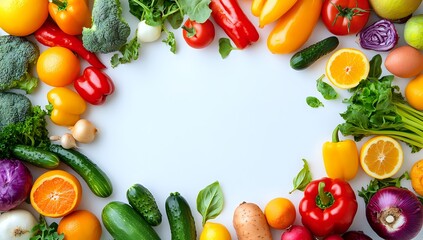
[200,222,231,240]
[369,0,422,21]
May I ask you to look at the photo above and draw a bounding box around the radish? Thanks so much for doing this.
[281,225,314,240]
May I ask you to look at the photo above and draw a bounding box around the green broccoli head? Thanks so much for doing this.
[0,36,39,94]
[82,0,131,53]
[0,92,32,131]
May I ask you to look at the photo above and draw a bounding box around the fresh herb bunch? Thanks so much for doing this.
[338,54,423,152]
[0,105,50,158]
[31,215,64,240]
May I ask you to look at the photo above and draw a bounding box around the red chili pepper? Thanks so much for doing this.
[74,67,114,105]
[299,177,358,237]
[209,0,259,49]
[34,20,106,69]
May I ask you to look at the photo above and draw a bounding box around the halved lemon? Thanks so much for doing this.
[360,136,404,179]
[326,48,370,89]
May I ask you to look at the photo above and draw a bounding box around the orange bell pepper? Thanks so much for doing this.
[48,0,91,35]
[267,0,322,54]
[47,87,87,126]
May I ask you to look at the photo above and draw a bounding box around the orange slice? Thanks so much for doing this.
[326,48,370,89]
[30,170,82,218]
[360,136,404,179]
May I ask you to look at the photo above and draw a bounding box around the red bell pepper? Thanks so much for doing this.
[74,67,115,105]
[209,0,259,49]
[34,20,106,69]
[299,177,358,237]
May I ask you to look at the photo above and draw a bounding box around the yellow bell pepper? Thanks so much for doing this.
[47,87,87,126]
[322,126,359,181]
[251,0,298,28]
[267,0,322,54]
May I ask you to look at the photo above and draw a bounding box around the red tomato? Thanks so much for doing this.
[182,19,215,49]
[321,0,370,35]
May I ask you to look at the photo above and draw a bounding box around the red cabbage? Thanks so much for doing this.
[358,19,398,51]
[0,159,33,211]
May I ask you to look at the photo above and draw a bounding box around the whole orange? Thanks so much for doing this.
[0,0,48,36]
[264,197,296,230]
[57,210,102,240]
[37,47,81,87]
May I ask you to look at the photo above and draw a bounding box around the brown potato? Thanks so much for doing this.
[233,202,272,240]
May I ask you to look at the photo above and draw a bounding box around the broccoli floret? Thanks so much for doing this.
[0,92,32,130]
[82,0,131,53]
[0,36,39,93]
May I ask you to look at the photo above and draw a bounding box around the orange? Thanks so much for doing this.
[410,159,423,196]
[0,0,48,36]
[360,136,404,179]
[405,74,423,110]
[200,222,232,240]
[264,197,296,230]
[326,48,370,89]
[30,170,82,218]
[37,47,81,87]
[57,210,102,240]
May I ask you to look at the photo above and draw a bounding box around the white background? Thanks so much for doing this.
[4,1,423,239]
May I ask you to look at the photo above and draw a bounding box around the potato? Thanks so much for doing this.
[385,45,423,78]
[233,202,272,240]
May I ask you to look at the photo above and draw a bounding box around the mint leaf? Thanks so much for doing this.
[197,181,224,226]
[306,96,324,108]
[179,0,212,23]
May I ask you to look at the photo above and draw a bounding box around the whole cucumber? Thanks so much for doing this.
[12,145,60,169]
[165,192,197,240]
[102,201,161,240]
[290,36,339,70]
[48,144,112,198]
[127,183,162,226]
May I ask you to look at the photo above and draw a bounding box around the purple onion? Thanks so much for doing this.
[342,231,373,240]
[358,19,398,51]
[0,159,33,211]
[366,187,423,240]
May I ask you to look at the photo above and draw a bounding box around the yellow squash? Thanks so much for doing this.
[267,0,322,54]
[251,0,298,27]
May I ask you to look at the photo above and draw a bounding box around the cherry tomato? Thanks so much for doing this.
[182,19,215,49]
[321,0,370,35]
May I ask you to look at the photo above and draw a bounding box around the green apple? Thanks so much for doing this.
[369,0,422,21]
[405,14,423,50]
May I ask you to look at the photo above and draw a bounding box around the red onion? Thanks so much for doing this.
[366,187,423,240]
[0,159,33,211]
[358,19,398,51]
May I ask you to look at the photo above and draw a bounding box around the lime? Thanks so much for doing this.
[405,14,423,50]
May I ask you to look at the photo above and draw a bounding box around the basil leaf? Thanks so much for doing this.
[197,181,224,226]
[290,159,312,194]
[368,54,382,79]
[316,75,337,100]
[219,38,237,59]
[306,96,324,108]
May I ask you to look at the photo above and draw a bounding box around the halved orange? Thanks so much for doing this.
[30,170,82,218]
[326,48,370,89]
[360,136,404,179]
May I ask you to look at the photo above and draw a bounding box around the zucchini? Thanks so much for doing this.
[102,201,161,240]
[48,144,112,198]
[290,36,339,70]
[12,145,60,169]
[126,183,162,226]
[165,192,197,240]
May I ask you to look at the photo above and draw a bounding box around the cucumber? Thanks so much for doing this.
[11,145,60,169]
[165,192,197,240]
[102,201,161,240]
[48,144,112,198]
[290,36,339,70]
[126,183,162,226]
